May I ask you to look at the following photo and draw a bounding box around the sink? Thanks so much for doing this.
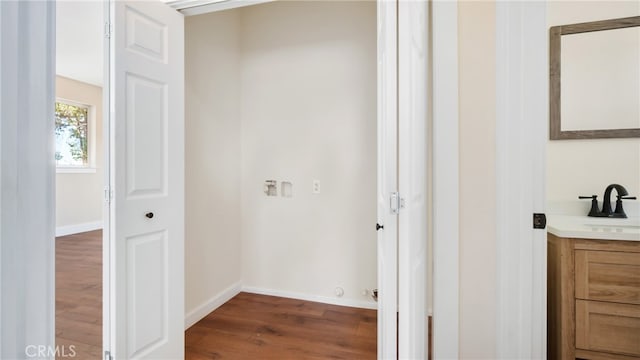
[547,215,640,241]
[583,218,640,229]
[583,218,640,232]
[585,223,640,229]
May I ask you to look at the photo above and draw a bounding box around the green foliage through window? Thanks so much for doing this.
[55,101,89,167]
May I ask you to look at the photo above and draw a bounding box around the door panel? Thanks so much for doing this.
[125,74,167,197]
[110,1,184,359]
[126,230,167,357]
[124,7,168,62]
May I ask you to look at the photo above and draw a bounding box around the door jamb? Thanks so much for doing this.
[0,1,56,357]
[431,1,460,358]
[102,0,112,357]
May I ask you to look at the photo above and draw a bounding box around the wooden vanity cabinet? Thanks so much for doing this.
[548,234,640,360]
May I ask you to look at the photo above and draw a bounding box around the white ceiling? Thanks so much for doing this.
[56,1,104,87]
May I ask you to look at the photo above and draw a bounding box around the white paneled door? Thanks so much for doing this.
[108,1,184,359]
[377,0,399,358]
[377,1,429,358]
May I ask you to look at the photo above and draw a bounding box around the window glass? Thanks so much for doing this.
[55,101,89,167]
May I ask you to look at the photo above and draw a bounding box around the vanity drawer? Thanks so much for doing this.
[575,250,640,305]
[576,300,640,357]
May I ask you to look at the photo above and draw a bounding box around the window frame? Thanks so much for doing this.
[55,97,97,173]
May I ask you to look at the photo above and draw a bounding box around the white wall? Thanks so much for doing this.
[547,1,640,208]
[184,1,377,317]
[55,76,104,232]
[185,2,377,317]
[457,2,497,358]
[454,2,640,357]
[239,1,377,307]
[184,9,243,319]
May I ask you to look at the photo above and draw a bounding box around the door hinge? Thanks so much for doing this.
[533,213,547,229]
[390,192,405,214]
[104,22,112,39]
[104,350,113,360]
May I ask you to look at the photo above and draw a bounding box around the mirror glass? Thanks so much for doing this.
[561,27,640,131]
[550,16,640,139]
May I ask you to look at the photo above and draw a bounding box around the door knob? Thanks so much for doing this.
[145,212,154,219]
[376,223,384,231]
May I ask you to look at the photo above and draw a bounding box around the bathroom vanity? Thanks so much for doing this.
[546,10,640,359]
[548,217,640,359]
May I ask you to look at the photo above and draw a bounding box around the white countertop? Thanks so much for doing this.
[547,215,640,241]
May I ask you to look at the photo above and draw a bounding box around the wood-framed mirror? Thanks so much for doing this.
[550,16,640,140]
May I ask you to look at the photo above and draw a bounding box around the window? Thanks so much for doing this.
[55,100,95,172]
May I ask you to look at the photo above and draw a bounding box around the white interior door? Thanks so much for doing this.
[397,0,429,358]
[377,1,398,358]
[378,1,429,357]
[108,1,184,358]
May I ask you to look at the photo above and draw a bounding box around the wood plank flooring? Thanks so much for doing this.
[185,292,377,359]
[56,230,102,360]
[56,231,378,359]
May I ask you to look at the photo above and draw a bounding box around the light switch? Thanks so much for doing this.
[312,179,320,194]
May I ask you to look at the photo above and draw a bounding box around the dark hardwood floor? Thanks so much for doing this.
[56,230,102,360]
[186,292,377,360]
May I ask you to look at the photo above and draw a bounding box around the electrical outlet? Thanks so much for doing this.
[312,179,320,194]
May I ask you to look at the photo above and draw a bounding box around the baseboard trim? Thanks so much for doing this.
[184,281,242,330]
[242,286,378,310]
[55,221,103,237]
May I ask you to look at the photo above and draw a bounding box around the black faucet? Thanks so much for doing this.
[603,184,636,218]
[580,184,636,218]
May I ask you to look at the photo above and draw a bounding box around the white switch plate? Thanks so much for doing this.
[312,179,320,194]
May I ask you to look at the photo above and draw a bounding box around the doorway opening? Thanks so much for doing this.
[101,0,429,358]
[54,1,106,358]
[545,2,640,359]
[181,0,381,356]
